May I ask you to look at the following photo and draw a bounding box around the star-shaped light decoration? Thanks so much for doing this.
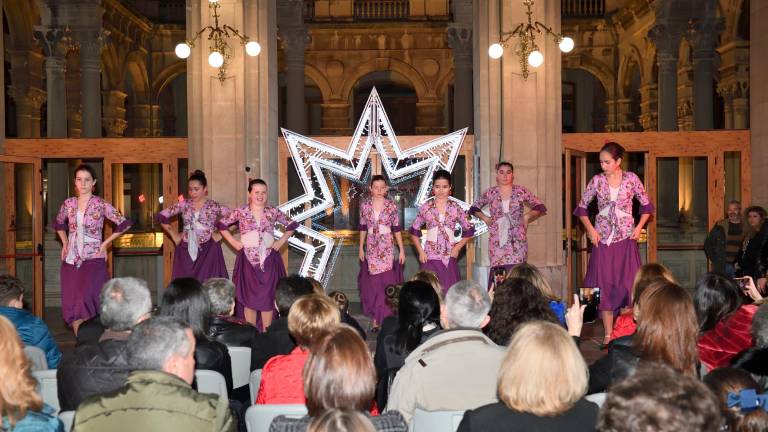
[278,88,487,283]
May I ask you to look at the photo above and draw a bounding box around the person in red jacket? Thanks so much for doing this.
[255,294,340,404]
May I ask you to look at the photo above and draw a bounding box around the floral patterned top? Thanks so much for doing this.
[359,198,402,274]
[54,196,132,267]
[573,171,654,245]
[470,185,547,267]
[218,205,299,268]
[156,199,231,245]
[408,199,475,263]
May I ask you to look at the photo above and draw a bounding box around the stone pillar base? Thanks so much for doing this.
[321,102,352,135]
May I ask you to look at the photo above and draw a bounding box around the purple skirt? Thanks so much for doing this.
[172,239,229,282]
[583,238,641,312]
[487,263,517,290]
[60,258,109,325]
[233,248,285,313]
[358,259,403,324]
[421,258,461,295]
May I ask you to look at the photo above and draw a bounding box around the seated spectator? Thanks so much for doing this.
[597,364,722,432]
[308,409,375,432]
[327,290,366,339]
[703,367,768,432]
[270,325,407,432]
[458,321,598,431]
[483,278,559,345]
[608,263,677,342]
[57,277,152,411]
[588,280,698,394]
[203,278,257,347]
[696,273,757,371]
[251,275,314,370]
[411,270,443,299]
[507,263,566,324]
[73,317,235,431]
[0,316,62,431]
[0,275,61,368]
[386,280,505,423]
[732,302,768,387]
[256,294,340,404]
[159,277,234,394]
[374,280,442,408]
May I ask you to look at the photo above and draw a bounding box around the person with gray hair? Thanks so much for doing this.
[203,278,257,347]
[73,316,235,432]
[57,277,153,411]
[732,303,768,387]
[386,280,504,423]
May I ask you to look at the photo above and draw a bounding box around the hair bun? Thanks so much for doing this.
[191,170,206,177]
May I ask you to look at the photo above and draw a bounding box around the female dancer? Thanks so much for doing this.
[409,169,475,293]
[358,175,405,329]
[54,164,132,333]
[218,179,298,328]
[469,161,547,287]
[574,142,654,344]
[156,170,231,281]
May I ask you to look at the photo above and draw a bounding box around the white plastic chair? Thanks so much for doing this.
[24,345,48,371]
[32,369,60,412]
[227,346,252,389]
[195,369,228,399]
[409,408,466,432]
[244,404,307,432]
[585,392,607,407]
[59,411,75,432]
[248,369,262,404]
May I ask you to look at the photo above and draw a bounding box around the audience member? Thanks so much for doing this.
[458,321,598,431]
[705,200,745,276]
[251,274,314,370]
[159,277,234,394]
[374,280,442,408]
[411,270,443,299]
[484,277,559,345]
[203,278,257,347]
[386,280,505,423]
[270,325,407,432]
[704,367,768,432]
[325,289,366,339]
[57,277,152,411]
[307,409,375,432]
[0,274,61,368]
[597,364,721,432]
[73,316,235,431]
[0,315,62,431]
[256,294,340,404]
[507,263,566,324]
[695,273,757,371]
[732,302,768,387]
[588,280,698,394]
[608,263,676,342]
[736,206,768,290]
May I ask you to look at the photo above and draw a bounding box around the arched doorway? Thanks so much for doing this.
[352,71,417,135]
[562,68,608,133]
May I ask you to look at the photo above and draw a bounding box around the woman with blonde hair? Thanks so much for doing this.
[458,321,598,431]
[0,316,62,431]
[410,270,443,299]
[507,263,565,324]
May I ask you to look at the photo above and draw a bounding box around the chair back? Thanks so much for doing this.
[24,345,48,371]
[59,410,75,432]
[227,346,252,389]
[585,392,607,407]
[194,369,228,399]
[409,408,466,432]
[248,369,262,404]
[32,369,60,412]
[244,404,307,432]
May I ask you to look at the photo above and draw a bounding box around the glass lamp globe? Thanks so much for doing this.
[208,51,224,68]
[559,37,575,53]
[175,43,191,59]
[528,50,544,68]
[488,43,504,59]
[245,41,261,57]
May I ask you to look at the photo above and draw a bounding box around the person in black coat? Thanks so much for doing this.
[202,278,257,347]
[736,206,768,291]
[458,321,598,432]
[57,277,153,411]
[732,302,768,388]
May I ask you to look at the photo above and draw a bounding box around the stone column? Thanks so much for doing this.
[447,0,473,132]
[650,24,683,131]
[36,28,71,138]
[690,18,722,130]
[474,0,564,295]
[8,50,46,138]
[278,0,308,134]
[676,57,694,131]
[638,83,658,131]
[66,51,83,138]
[101,90,127,137]
[76,32,104,138]
[717,40,750,130]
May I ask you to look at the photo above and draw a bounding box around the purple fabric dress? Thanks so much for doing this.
[469,185,547,288]
[573,172,654,312]
[409,199,475,294]
[358,198,404,324]
[54,196,132,325]
[218,206,299,316]
[156,199,231,282]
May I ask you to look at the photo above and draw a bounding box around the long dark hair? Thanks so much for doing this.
[159,277,211,339]
[694,273,743,333]
[484,277,558,345]
[393,281,441,354]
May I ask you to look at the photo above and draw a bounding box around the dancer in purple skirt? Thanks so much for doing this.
[54,164,132,334]
[469,161,547,288]
[218,179,298,328]
[409,170,475,294]
[156,170,231,282]
[574,142,654,344]
[358,175,406,329]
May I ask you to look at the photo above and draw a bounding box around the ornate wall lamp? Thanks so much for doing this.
[174,0,261,83]
[487,0,574,79]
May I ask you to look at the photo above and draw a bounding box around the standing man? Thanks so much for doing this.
[705,200,745,276]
